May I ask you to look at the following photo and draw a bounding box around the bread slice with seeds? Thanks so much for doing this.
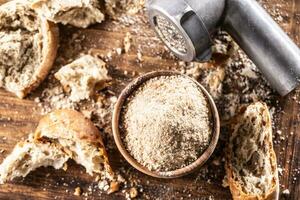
[0,0,59,98]
[226,102,279,200]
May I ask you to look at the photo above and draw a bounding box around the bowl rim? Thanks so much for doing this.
[112,71,220,179]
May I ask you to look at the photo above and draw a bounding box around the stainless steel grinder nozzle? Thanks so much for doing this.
[147,0,300,96]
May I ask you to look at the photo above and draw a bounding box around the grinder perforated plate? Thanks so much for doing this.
[148,0,213,62]
[154,15,188,55]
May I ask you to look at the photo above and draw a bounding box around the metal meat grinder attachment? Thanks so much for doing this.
[147,0,300,96]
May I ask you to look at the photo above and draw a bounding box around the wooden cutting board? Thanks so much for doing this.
[0,0,299,199]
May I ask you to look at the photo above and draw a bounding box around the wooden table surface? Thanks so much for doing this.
[0,0,299,199]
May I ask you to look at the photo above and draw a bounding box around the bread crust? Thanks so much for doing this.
[225,102,279,200]
[0,0,10,5]
[19,18,59,98]
[35,109,104,146]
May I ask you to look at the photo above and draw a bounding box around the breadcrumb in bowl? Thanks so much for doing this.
[112,71,220,178]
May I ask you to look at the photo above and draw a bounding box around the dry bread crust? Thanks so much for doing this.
[226,102,279,200]
[35,109,105,145]
[31,0,105,28]
[23,18,59,98]
[0,0,58,98]
[35,109,113,176]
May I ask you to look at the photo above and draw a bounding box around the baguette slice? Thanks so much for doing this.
[226,102,279,200]
[0,0,59,98]
[35,109,113,177]
[0,136,68,184]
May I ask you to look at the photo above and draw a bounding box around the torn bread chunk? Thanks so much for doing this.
[34,109,113,177]
[105,0,145,18]
[0,0,59,98]
[31,0,105,28]
[0,109,113,184]
[0,136,68,184]
[226,102,279,200]
[55,55,110,103]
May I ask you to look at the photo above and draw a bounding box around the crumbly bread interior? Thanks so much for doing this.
[228,102,278,197]
[105,0,145,17]
[51,138,108,176]
[0,0,44,97]
[31,0,104,28]
[34,109,113,177]
[55,55,110,102]
[0,136,68,184]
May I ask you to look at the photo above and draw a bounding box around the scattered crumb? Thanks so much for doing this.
[116,48,122,55]
[124,32,132,53]
[74,187,82,196]
[278,167,284,176]
[212,158,221,166]
[95,175,100,182]
[282,189,290,195]
[62,163,68,171]
[129,187,138,199]
[137,51,143,62]
[107,181,120,194]
[222,175,229,188]
[98,179,109,191]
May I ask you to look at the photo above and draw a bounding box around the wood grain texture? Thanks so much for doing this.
[0,0,299,199]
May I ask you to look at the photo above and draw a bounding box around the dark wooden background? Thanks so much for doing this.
[0,0,299,199]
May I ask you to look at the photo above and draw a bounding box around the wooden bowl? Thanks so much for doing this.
[112,71,220,179]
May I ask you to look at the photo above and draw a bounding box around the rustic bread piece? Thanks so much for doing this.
[226,102,279,200]
[35,109,113,177]
[105,0,145,18]
[54,55,110,103]
[31,0,105,28]
[0,110,113,184]
[0,0,59,98]
[0,136,68,184]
